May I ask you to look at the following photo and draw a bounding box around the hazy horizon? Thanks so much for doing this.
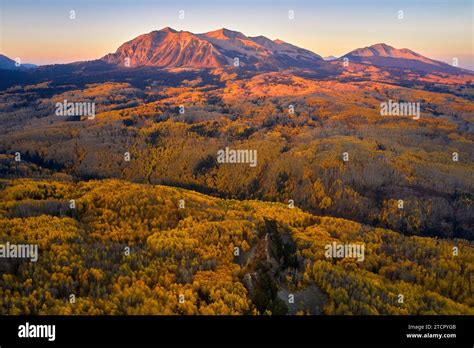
[1,0,473,69]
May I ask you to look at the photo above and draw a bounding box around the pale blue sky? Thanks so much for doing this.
[1,0,473,69]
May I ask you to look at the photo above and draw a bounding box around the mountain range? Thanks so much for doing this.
[1,27,471,75]
[98,27,468,74]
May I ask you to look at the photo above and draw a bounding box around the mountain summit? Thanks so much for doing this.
[101,27,323,70]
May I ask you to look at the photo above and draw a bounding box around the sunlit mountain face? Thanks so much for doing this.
[100,27,324,70]
[0,15,473,317]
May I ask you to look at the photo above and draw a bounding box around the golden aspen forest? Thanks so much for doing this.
[0,20,473,318]
[0,178,472,315]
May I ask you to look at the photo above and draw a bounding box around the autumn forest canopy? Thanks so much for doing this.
[0,26,473,316]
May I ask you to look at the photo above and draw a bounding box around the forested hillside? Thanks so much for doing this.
[1,76,473,241]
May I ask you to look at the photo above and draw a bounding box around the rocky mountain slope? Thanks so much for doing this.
[101,27,324,70]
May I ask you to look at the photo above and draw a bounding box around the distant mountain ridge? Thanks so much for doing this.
[340,43,463,73]
[0,54,37,70]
